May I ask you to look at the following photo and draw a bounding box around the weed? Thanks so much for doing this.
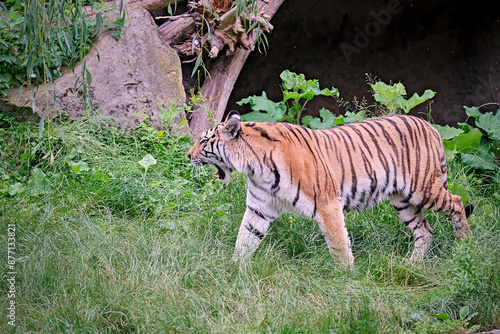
[237,70,339,126]
[1,110,499,332]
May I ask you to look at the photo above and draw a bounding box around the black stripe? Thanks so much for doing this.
[248,178,269,193]
[351,127,374,159]
[293,181,301,206]
[333,132,345,196]
[394,204,410,212]
[248,188,265,202]
[283,123,303,145]
[294,127,321,187]
[397,115,415,148]
[254,126,280,142]
[239,135,261,161]
[269,151,281,191]
[336,127,357,153]
[248,205,268,220]
[247,224,265,240]
[403,216,417,226]
[313,189,318,218]
[373,120,395,147]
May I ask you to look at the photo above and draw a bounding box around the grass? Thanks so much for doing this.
[1,116,499,333]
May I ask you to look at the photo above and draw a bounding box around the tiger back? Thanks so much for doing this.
[187,111,473,266]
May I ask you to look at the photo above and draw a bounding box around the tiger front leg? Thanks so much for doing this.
[316,199,354,267]
[232,205,281,261]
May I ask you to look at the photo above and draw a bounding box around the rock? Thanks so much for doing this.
[125,0,169,12]
[8,5,186,130]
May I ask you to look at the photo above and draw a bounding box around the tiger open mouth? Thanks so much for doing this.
[213,164,232,183]
[215,166,225,180]
[195,159,232,183]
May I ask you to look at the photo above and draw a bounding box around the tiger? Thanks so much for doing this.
[187,110,473,266]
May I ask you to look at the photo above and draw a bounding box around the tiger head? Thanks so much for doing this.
[187,111,242,183]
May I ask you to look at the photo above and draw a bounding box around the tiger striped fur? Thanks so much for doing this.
[187,111,473,266]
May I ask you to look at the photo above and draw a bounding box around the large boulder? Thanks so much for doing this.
[8,5,186,129]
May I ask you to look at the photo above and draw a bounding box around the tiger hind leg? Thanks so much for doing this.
[389,194,434,260]
[436,151,473,239]
[426,189,473,240]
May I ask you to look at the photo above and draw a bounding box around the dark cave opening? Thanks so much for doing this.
[227,0,500,125]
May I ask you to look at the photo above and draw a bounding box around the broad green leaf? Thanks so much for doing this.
[448,182,469,205]
[300,115,314,127]
[30,168,51,195]
[335,117,345,125]
[464,105,481,118]
[238,92,286,122]
[287,101,302,118]
[372,82,406,103]
[139,154,156,171]
[283,91,301,102]
[241,110,278,122]
[70,161,90,174]
[309,118,327,129]
[443,128,482,153]
[444,148,458,163]
[280,70,307,90]
[457,122,474,133]
[343,111,366,124]
[319,108,337,125]
[319,87,340,97]
[393,82,407,96]
[475,110,500,141]
[8,183,24,196]
[372,82,435,113]
[433,124,463,140]
[461,153,498,171]
[0,72,12,80]
[403,89,436,113]
[459,306,470,321]
[308,108,336,129]
[237,92,278,112]
[298,90,315,101]
[94,171,110,182]
[432,313,450,321]
[300,79,319,90]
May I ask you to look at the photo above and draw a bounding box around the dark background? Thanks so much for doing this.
[227,0,500,125]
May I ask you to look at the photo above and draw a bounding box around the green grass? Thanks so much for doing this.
[1,116,499,333]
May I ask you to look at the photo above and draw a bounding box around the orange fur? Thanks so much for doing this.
[188,111,472,265]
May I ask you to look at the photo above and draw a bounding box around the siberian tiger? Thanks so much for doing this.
[187,111,473,266]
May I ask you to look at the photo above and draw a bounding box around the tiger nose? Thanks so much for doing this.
[187,153,192,160]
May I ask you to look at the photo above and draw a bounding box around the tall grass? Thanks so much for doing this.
[1,117,499,333]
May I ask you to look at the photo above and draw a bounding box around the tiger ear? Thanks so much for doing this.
[220,110,241,140]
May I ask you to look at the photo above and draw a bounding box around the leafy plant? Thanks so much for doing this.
[433,104,500,174]
[412,311,480,334]
[237,70,339,126]
[302,109,367,129]
[0,2,25,95]
[159,101,189,131]
[371,81,436,114]
[0,0,124,118]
